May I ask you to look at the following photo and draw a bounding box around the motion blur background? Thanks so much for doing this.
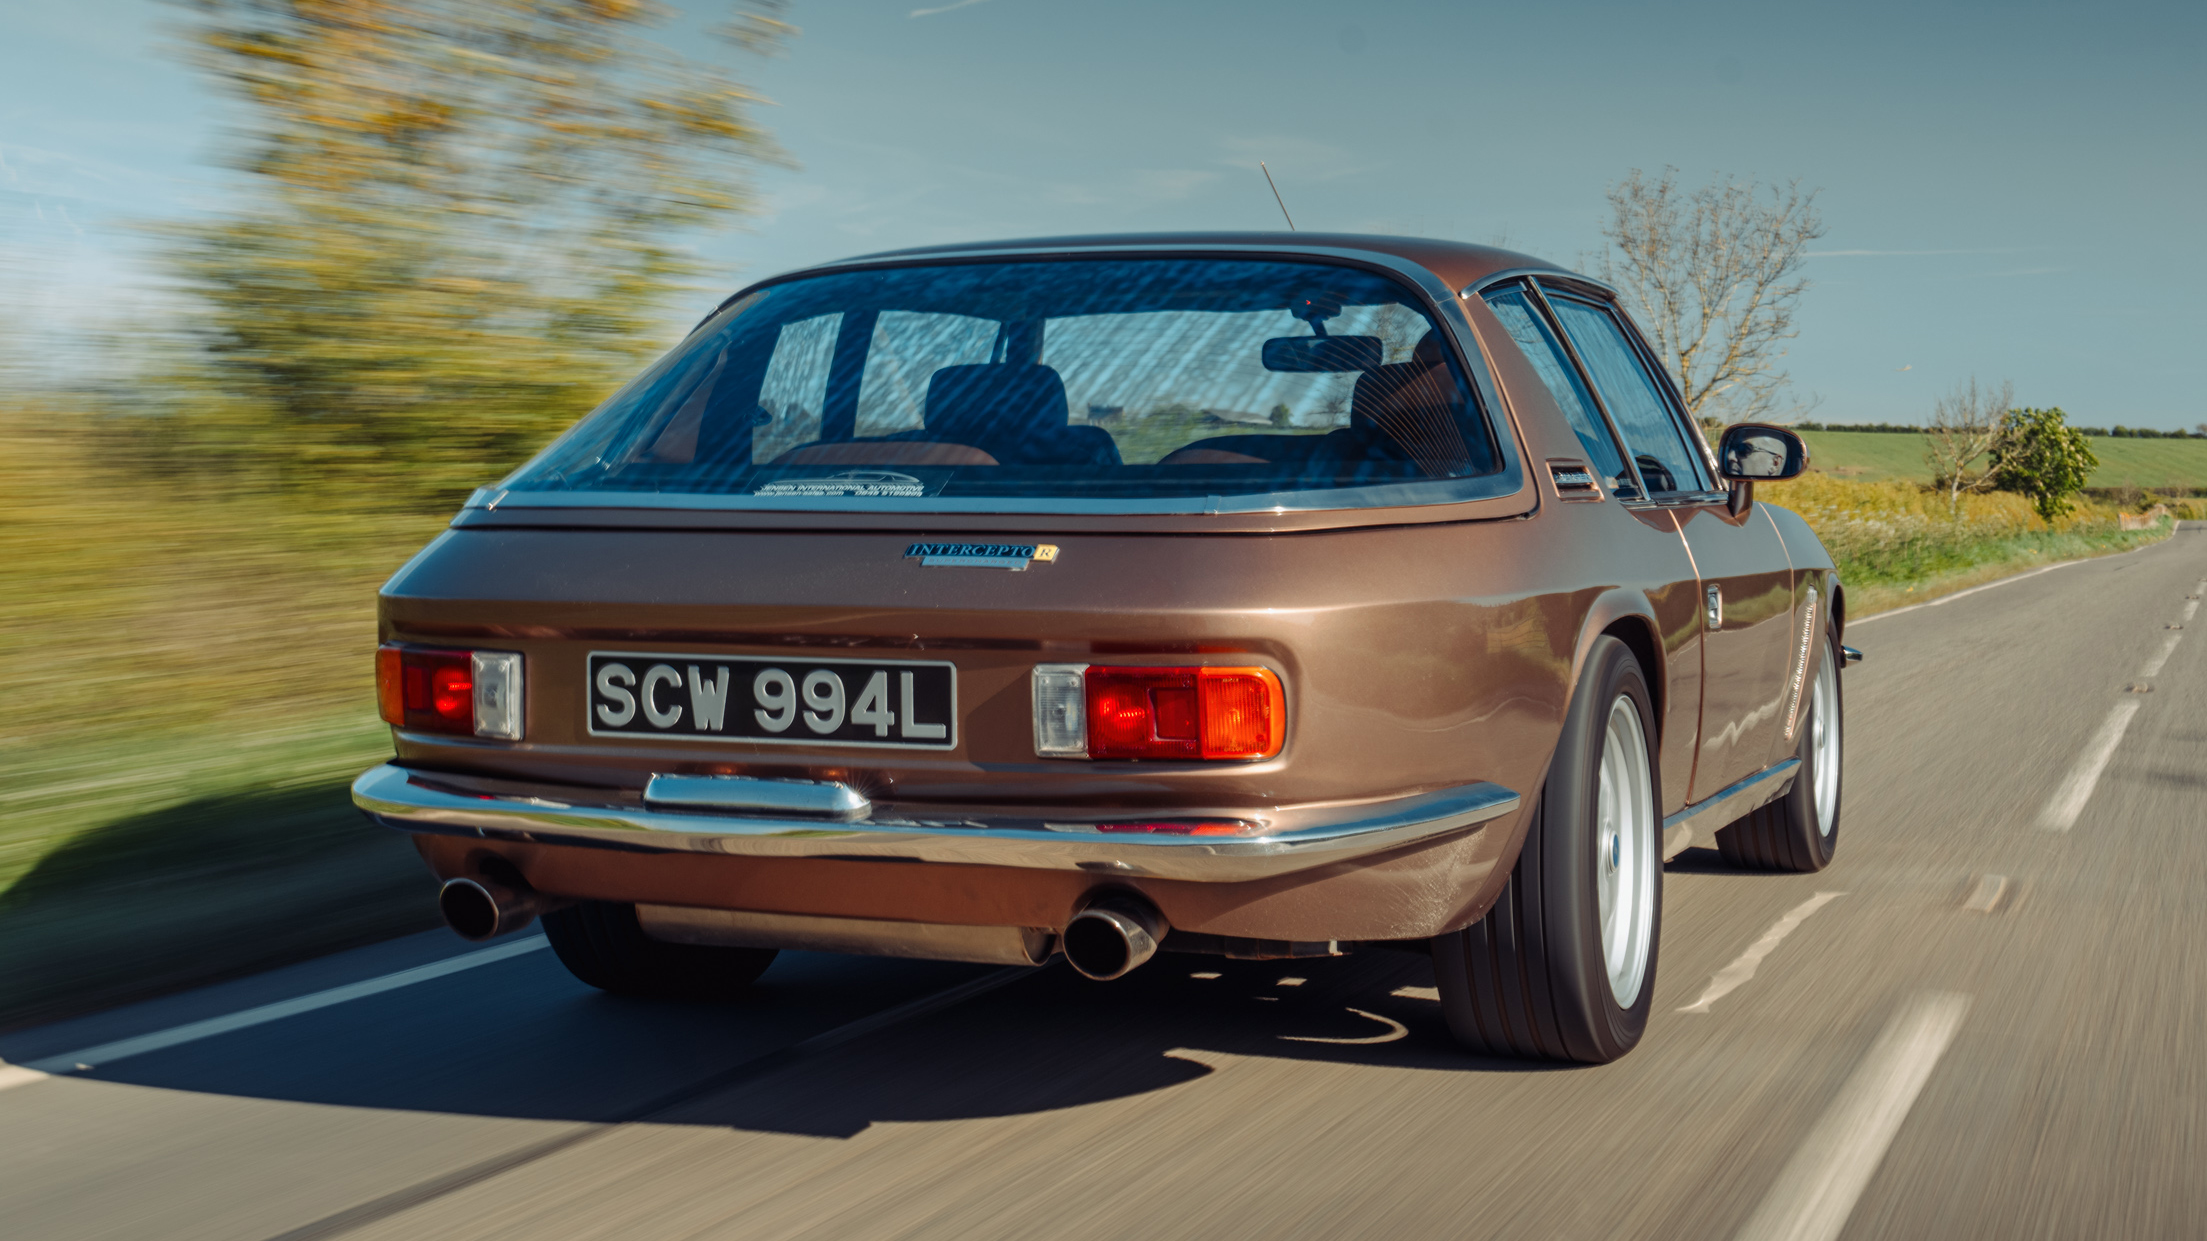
[3,0,2202,1027]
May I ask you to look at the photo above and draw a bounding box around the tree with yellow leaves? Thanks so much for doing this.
[168,0,793,501]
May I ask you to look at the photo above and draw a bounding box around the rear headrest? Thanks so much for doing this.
[1351,331,1470,476]
[925,364,1070,441]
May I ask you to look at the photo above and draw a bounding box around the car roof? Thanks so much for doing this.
[790,231,1582,299]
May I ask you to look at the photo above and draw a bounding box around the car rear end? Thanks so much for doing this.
[356,242,1557,980]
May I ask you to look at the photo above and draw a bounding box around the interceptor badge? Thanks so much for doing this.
[905,542,1060,570]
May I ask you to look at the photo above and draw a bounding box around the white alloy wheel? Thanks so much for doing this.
[1594,693,1657,1008]
[1811,643,1841,836]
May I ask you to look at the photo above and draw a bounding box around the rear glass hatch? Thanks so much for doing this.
[490,255,1522,517]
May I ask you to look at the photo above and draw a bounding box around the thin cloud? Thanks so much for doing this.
[910,0,993,16]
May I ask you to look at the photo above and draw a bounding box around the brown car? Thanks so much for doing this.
[354,233,1846,1063]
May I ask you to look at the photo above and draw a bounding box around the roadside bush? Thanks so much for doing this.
[1990,407,2098,521]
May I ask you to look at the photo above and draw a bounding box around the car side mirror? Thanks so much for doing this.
[1716,424,1809,482]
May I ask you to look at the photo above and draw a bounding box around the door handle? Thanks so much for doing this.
[1705,585,1723,631]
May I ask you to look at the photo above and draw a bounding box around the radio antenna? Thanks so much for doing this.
[1260,162,1296,231]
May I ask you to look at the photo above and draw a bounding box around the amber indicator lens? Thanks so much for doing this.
[1083,666,1284,760]
[375,645,524,740]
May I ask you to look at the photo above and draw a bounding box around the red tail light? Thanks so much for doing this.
[375,644,524,739]
[1082,666,1285,760]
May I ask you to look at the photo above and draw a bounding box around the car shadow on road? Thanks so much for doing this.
[1663,845,1738,875]
[663,952,1577,1139]
[44,946,1578,1139]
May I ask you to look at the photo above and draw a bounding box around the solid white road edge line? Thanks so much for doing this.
[1849,561,2078,627]
[2037,700,2142,831]
[0,936,551,1090]
[1731,991,1971,1241]
[1853,530,2173,628]
[1678,892,1847,1015]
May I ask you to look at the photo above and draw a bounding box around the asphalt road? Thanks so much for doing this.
[6,529,2205,1241]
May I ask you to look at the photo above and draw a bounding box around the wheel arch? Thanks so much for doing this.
[1436,588,1669,939]
[1570,589,1666,748]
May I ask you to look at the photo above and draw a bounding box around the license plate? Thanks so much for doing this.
[586,652,957,749]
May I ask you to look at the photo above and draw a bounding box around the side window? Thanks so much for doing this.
[1544,292,1710,494]
[751,313,840,462]
[855,310,999,437]
[1482,286,1634,496]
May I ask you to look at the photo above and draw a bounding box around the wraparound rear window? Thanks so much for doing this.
[499,258,1510,511]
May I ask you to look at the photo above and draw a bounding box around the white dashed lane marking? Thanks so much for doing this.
[1679,893,1847,1015]
[2037,700,2142,832]
[2140,632,2183,678]
[1732,992,1971,1241]
[1961,874,2008,913]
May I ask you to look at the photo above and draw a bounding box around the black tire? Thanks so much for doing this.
[1431,636,1663,1064]
[1715,628,1842,873]
[541,901,778,1000]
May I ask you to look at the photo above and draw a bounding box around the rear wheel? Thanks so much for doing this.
[1432,636,1662,1064]
[542,901,778,1000]
[1715,629,1842,873]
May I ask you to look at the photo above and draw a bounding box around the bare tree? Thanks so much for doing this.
[1598,168,1825,424]
[1924,377,2015,514]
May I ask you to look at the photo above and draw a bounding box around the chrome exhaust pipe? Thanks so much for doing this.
[1062,893,1167,981]
[438,877,559,941]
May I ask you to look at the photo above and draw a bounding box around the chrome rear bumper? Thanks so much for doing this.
[351,763,1519,883]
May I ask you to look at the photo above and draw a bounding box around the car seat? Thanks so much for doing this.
[1342,332,1480,478]
[901,364,1121,467]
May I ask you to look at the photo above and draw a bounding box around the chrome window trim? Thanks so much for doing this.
[1473,276,1646,501]
[1532,276,1721,486]
[1531,280,1720,497]
[491,244,1527,519]
[1463,265,1618,299]
[1516,280,1654,500]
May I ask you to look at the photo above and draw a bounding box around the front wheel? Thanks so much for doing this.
[1431,636,1662,1064]
[1715,628,1842,873]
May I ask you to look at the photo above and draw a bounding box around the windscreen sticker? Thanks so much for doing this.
[752,470,933,498]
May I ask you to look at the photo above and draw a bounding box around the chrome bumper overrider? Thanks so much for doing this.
[351,763,1520,883]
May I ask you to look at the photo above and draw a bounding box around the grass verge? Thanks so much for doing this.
[0,404,445,1029]
[0,720,436,1030]
[1762,472,2175,618]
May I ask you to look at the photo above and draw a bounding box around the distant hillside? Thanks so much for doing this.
[1798,430,2207,490]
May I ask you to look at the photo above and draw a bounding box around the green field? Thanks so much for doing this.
[1801,431,2207,489]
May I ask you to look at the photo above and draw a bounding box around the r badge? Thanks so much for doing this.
[906,542,1060,570]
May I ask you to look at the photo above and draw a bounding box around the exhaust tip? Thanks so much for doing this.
[1063,895,1165,981]
[440,877,521,941]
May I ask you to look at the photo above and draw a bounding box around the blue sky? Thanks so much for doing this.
[4,0,2203,426]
